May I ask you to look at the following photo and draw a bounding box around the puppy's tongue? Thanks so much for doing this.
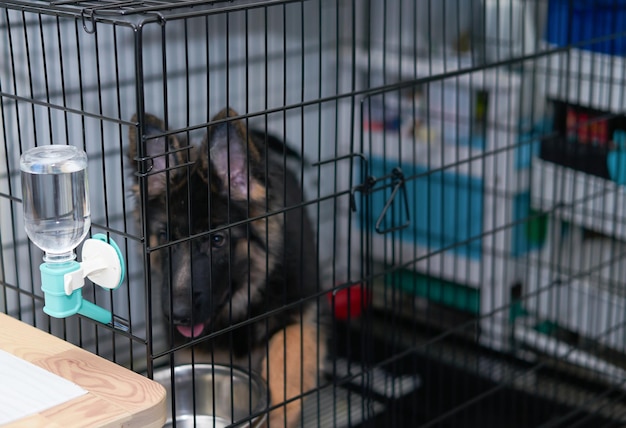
[176,323,205,338]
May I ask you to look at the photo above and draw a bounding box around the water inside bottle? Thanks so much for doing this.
[20,145,91,260]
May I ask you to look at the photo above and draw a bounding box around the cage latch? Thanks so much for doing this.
[81,8,96,34]
[351,167,411,234]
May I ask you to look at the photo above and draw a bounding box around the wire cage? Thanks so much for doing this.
[4,0,626,426]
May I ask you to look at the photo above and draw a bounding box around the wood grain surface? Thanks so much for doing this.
[0,313,166,428]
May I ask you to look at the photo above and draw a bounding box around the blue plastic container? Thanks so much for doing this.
[546,0,626,55]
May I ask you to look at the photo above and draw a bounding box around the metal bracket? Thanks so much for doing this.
[314,152,411,235]
[351,167,411,235]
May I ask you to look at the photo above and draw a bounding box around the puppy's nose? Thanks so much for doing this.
[166,291,205,325]
[170,300,193,325]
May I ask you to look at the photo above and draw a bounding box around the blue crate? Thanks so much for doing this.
[546,0,626,55]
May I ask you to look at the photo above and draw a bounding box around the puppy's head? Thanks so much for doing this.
[128,109,273,340]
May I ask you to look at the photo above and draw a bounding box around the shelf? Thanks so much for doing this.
[521,262,626,353]
[352,47,521,88]
[530,158,626,240]
[362,129,481,175]
[538,44,626,114]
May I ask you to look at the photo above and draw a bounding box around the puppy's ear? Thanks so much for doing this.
[128,113,187,199]
[200,108,266,202]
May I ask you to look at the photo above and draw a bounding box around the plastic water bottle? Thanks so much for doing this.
[20,145,91,263]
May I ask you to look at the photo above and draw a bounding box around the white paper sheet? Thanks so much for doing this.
[0,349,87,425]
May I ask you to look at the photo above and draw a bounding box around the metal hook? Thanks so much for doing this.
[374,167,410,234]
[81,8,96,34]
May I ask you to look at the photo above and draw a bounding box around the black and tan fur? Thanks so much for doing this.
[128,108,324,427]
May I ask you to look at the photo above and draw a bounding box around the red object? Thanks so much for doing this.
[328,284,370,320]
[566,107,609,146]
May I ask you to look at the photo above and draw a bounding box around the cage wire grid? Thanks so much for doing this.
[3,0,626,427]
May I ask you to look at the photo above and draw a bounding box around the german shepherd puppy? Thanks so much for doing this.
[128,108,324,427]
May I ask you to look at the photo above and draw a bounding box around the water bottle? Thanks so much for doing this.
[20,145,91,263]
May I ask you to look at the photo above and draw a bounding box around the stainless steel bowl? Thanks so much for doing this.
[153,364,269,428]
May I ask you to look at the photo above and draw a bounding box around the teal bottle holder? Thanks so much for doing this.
[39,234,127,329]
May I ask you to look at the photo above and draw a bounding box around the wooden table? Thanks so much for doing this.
[0,313,166,428]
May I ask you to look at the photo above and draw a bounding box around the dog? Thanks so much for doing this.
[128,108,324,427]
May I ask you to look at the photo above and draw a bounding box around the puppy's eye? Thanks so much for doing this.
[211,232,227,248]
[157,229,168,243]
